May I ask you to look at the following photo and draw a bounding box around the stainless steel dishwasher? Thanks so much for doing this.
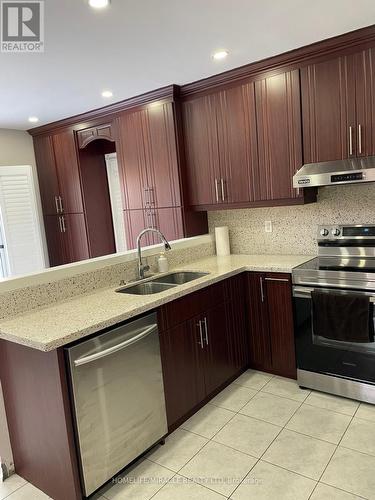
[66,312,168,497]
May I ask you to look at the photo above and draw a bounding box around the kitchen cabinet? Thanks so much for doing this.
[255,69,303,201]
[301,48,375,163]
[182,70,306,208]
[77,123,115,149]
[44,214,89,267]
[159,277,248,429]
[246,272,296,379]
[33,135,60,216]
[116,102,181,210]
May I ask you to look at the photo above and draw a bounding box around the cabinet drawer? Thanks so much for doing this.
[158,281,225,331]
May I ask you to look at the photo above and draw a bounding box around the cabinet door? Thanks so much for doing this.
[203,304,231,395]
[355,48,375,157]
[43,215,65,267]
[123,209,149,250]
[144,103,181,208]
[33,135,60,216]
[159,320,205,428]
[301,56,356,163]
[116,113,148,210]
[255,70,303,201]
[182,95,220,206]
[153,207,184,244]
[216,84,259,204]
[52,131,84,213]
[246,273,272,371]
[264,274,296,379]
[225,274,248,377]
[63,214,90,264]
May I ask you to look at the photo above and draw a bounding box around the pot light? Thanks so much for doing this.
[102,90,113,98]
[212,50,229,61]
[28,116,39,123]
[88,0,110,9]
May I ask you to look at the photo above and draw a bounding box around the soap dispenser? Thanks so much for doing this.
[157,252,169,273]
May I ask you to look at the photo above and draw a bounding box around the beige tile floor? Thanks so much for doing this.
[2,370,375,499]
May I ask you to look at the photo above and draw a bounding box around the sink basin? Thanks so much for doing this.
[152,271,209,285]
[117,282,176,295]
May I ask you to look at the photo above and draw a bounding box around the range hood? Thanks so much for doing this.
[293,156,375,188]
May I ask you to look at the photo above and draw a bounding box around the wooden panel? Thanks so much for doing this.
[77,128,97,149]
[63,213,90,264]
[204,304,231,395]
[123,209,149,250]
[144,103,181,208]
[246,273,272,371]
[216,83,259,204]
[79,141,116,258]
[52,130,84,213]
[159,319,205,429]
[355,48,375,157]
[0,341,82,500]
[301,56,356,162]
[154,207,184,243]
[264,273,296,379]
[116,113,148,210]
[97,123,114,142]
[33,135,60,216]
[224,274,249,376]
[182,94,220,206]
[255,70,303,201]
[43,215,65,267]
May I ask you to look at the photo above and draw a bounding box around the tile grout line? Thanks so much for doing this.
[2,482,28,500]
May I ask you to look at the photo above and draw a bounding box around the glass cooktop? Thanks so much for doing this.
[295,257,375,274]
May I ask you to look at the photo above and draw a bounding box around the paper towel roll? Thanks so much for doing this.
[215,226,230,256]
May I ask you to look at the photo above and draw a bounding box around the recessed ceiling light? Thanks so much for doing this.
[212,50,229,61]
[88,0,110,9]
[102,90,113,98]
[28,116,39,123]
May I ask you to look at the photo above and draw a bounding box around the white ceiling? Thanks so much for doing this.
[1,0,375,130]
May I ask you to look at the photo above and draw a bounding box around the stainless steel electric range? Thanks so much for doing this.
[292,224,375,404]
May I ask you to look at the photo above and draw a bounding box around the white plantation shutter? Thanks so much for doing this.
[0,166,45,276]
[105,153,127,252]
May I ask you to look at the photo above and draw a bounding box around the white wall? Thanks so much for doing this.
[0,129,44,475]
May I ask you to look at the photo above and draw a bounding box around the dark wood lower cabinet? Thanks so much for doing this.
[246,272,297,379]
[159,275,248,429]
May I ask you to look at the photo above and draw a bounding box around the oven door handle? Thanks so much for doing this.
[293,286,375,302]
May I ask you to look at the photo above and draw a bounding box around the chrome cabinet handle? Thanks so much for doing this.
[349,126,353,156]
[197,321,204,349]
[55,196,60,214]
[358,124,362,154]
[220,179,225,202]
[202,317,209,345]
[58,216,63,233]
[74,324,158,367]
[58,196,64,213]
[61,216,66,233]
[144,187,150,207]
[264,277,289,283]
[215,179,219,203]
[260,276,265,302]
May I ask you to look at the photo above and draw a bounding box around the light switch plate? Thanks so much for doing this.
[265,220,273,233]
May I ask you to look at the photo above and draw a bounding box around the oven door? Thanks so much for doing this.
[293,286,375,384]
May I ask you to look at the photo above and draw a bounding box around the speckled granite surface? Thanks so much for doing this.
[208,184,375,255]
[0,254,312,352]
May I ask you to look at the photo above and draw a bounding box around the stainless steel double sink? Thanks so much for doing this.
[116,271,209,295]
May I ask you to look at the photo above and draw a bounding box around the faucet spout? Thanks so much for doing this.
[136,228,172,280]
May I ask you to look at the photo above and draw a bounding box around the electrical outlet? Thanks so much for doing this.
[265,220,273,233]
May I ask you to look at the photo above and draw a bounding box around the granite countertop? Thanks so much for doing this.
[0,254,314,352]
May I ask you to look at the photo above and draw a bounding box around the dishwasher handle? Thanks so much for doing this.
[74,323,158,367]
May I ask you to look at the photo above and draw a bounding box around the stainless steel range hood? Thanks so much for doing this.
[293,156,375,188]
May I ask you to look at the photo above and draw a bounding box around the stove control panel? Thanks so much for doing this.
[318,225,375,241]
[318,226,341,240]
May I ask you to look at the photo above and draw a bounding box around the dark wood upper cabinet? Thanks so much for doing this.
[301,56,355,163]
[255,69,303,201]
[77,123,114,149]
[33,135,60,216]
[117,102,182,211]
[182,94,220,206]
[354,48,375,157]
[216,83,259,204]
[52,131,84,213]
